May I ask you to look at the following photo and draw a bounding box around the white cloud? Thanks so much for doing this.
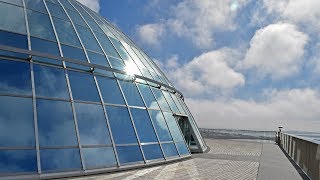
[76,0,100,12]
[263,0,320,29]
[187,88,320,132]
[136,23,165,47]
[167,0,249,49]
[242,23,309,79]
[162,48,245,96]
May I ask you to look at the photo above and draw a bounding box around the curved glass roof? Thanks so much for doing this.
[0,0,206,178]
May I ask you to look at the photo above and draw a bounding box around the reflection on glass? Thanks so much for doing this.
[59,0,75,11]
[75,25,102,53]
[110,38,130,61]
[34,65,69,99]
[163,112,184,142]
[37,99,77,146]
[95,33,120,58]
[142,144,164,160]
[152,88,171,112]
[67,10,87,27]
[31,37,60,56]
[0,0,22,6]
[0,96,34,146]
[96,76,125,105]
[0,59,31,95]
[176,142,189,155]
[87,51,109,67]
[75,103,111,145]
[46,2,68,20]
[162,91,179,113]
[61,45,87,61]
[68,71,100,102]
[170,94,185,114]
[53,17,81,47]
[25,0,47,13]
[82,147,116,169]
[137,84,159,109]
[130,108,158,143]
[116,146,143,164]
[162,143,178,157]
[27,10,56,41]
[108,56,125,70]
[119,81,144,107]
[149,110,172,142]
[40,148,81,172]
[0,2,26,34]
[0,150,37,173]
[0,30,27,49]
[105,106,137,144]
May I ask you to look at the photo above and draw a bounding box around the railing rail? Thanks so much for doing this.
[279,133,320,180]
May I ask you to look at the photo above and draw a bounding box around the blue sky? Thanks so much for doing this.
[78,0,320,132]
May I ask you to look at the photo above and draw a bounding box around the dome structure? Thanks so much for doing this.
[0,0,207,179]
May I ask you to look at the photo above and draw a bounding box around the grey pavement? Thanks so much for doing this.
[71,139,305,180]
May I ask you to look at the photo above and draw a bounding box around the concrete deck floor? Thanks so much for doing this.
[71,139,307,180]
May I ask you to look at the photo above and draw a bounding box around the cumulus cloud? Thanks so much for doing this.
[136,23,165,47]
[186,88,320,132]
[263,0,320,29]
[76,0,100,12]
[161,48,245,96]
[242,23,309,79]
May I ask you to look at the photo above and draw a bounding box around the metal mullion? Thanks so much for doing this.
[116,80,147,164]
[64,68,86,171]
[81,144,113,148]
[136,83,167,160]
[0,93,32,99]
[66,0,113,68]
[93,75,120,167]
[57,0,91,65]
[103,103,127,108]
[22,0,41,174]
[39,146,79,149]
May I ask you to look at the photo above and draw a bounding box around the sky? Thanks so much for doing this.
[77,0,320,132]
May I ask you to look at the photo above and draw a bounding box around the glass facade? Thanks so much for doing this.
[0,0,206,178]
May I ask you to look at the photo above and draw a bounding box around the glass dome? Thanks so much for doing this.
[0,0,207,179]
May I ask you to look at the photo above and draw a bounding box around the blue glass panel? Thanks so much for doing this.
[171,94,185,114]
[68,71,100,102]
[0,30,27,49]
[31,37,60,56]
[119,81,144,107]
[163,91,179,113]
[67,10,87,27]
[149,110,172,142]
[176,142,189,155]
[105,106,137,144]
[108,56,125,70]
[152,88,171,112]
[34,65,69,99]
[75,103,111,145]
[96,76,125,105]
[95,31,120,59]
[110,38,130,61]
[33,56,62,66]
[75,25,102,53]
[116,146,143,164]
[0,96,34,146]
[0,60,31,95]
[162,143,178,157]
[40,149,81,172]
[59,0,75,11]
[142,144,164,160]
[37,99,77,146]
[0,150,37,173]
[130,108,157,143]
[137,84,160,109]
[0,50,28,59]
[27,10,56,41]
[0,0,22,6]
[61,45,87,61]
[0,2,26,34]
[163,112,184,142]
[53,17,81,47]
[82,147,116,169]
[87,51,109,67]
[80,12,104,34]
[46,1,68,20]
[25,0,47,13]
